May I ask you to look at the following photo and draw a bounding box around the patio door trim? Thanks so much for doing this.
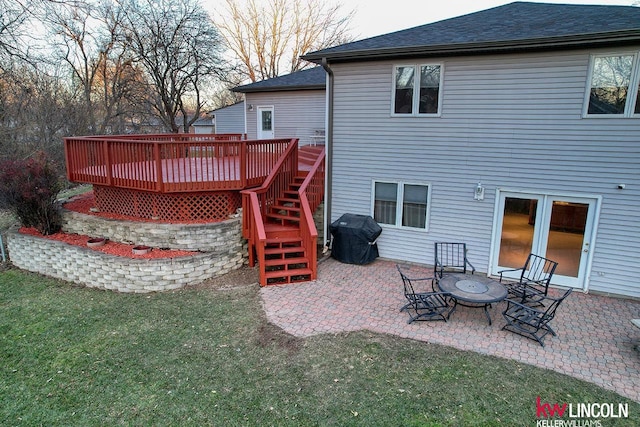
[488,188,602,292]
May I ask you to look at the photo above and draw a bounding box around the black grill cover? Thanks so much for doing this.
[330,214,382,265]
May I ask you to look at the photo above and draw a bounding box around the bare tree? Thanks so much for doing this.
[0,0,30,68]
[120,0,225,133]
[217,0,354,82]
[44,0,144,134]
[46,1,99,133]
[0,65,78,170]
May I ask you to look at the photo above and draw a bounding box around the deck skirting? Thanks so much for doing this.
[93,185,242,222]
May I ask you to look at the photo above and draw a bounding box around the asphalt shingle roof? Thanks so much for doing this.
[233,67,326,93]
[303,2,640,62]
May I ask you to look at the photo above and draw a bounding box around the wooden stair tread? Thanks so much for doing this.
[264,223,299,232]
[265,268,313,279]
[264,246,304,255]
[270,205,301,212]
[277,197,300,204]
[266,213,300,222]
[264,257,309,266]
[265,235,302,243]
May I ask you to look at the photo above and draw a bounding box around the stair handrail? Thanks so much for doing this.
[241,139,299,281]
[241,138,298,237]
[244,191,267,269]
[297,147,325,281]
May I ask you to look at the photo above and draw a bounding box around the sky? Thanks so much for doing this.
[342,0,636,38]
[205,0,636,40]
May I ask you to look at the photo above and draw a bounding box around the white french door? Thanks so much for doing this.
[490,191,600,290]
[257,106,274,139]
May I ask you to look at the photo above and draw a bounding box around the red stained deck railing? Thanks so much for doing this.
[241,139,299,242]
[241,140,299,281]
[241,142,326,285]
[64,134,294,193]
[298,147,325,281]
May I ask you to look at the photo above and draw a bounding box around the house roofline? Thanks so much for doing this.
[232,84,325,93]
[303,30,640,63]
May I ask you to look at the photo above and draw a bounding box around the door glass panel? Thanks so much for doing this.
[498,197,537,269]
[261,111,272,131]
[545,201,588,277]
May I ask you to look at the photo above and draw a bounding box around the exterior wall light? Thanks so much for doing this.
[474,182,485,200]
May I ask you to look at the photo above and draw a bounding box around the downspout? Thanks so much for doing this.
[321,58,334,250]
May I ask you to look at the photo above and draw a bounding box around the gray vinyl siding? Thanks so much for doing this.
[329,48,640,298]
[246,90,325,145]
[213,102,245,134]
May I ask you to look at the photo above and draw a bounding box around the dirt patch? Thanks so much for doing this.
[256,322,304,356]
[189,267,304,354]
[191,265,260,290]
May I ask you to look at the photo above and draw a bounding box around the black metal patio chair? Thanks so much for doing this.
[397,265,451,324]
[501,288,573,346]
[498,253,558,306]
[434,242,476,279]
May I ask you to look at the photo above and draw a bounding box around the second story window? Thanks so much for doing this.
[393,64,443,116]
[585,53,640,117]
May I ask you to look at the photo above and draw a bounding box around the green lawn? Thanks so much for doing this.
[1,268,638,426]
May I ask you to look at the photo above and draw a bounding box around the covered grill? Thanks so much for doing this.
[330,214,382,265]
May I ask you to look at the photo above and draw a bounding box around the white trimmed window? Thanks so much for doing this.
[392,64,443,116]
[584,53,640,117]
[373,181,431,230]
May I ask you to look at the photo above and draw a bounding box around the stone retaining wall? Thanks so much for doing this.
[7,229,246,293]
[60,209,243,252]
[8,209,249,292]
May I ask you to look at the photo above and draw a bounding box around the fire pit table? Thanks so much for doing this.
[437,273,508,325]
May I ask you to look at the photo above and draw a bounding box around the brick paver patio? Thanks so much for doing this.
[260,258,640,403]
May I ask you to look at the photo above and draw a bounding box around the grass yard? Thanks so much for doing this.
[1,268,639,426]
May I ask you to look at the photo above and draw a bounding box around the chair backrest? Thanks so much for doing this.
[397,265,417,299]
[434,242,473,277]
[520,253,558,293]
[540,288,573,325]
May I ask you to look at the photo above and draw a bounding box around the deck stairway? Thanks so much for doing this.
[242,142,325,286]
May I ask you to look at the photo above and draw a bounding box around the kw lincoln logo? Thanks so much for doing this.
[535,396,629,427]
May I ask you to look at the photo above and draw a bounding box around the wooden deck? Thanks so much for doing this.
[65,135,293,193]
[64,133,326,284]
[77,153,281,192]
[64,134,298,221]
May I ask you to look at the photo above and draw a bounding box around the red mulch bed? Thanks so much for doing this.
[63,192,215,224]
[17,190,212,258]
[19,227,196,259]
